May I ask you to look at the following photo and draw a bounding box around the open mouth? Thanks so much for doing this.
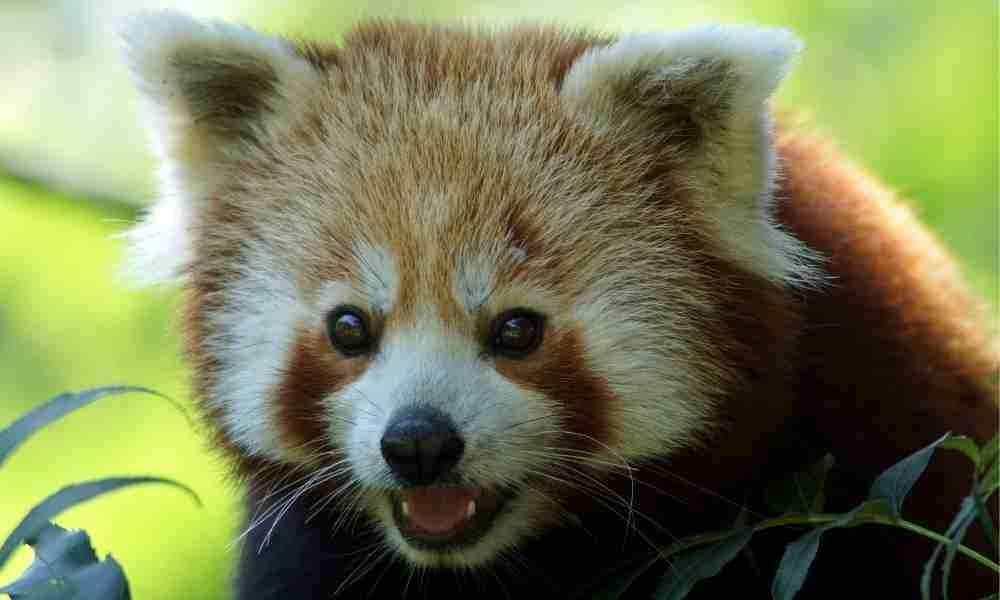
[391,486,510,549]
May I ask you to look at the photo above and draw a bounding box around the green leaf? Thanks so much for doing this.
[590,562,651,600]
[920,495,977,600]
[840,499,895,526]
[941,496,979,600]
[0,386,175,468]
[765,454,834,515]
[0,522,130,600]
[941,435,981,468]
[972,489,998,555]
[771,526,825,600]
[980,455,999,501]
[653,528,753,600]
[0,477,199,572]
[869,433,950,518]
[771,500,888,600]
[980,434,999,476]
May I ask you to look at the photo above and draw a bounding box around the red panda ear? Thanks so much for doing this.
[117,11,326,285]
[561,26,821,289]
[121,10,323,161]
[561,25,801,151]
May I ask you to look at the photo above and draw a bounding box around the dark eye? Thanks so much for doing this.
[326,306,375,356]
[491,309,544,357]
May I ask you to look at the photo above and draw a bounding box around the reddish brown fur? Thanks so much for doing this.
[495,327,619,452]
[774,129,998,591]
[274,328,369,453]
[154,20,998,596]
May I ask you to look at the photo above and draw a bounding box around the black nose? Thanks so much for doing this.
[380,406,465,485]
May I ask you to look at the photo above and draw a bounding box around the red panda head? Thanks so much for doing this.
[121,12,820,567]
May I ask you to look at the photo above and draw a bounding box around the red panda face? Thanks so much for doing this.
[121,13,819,567]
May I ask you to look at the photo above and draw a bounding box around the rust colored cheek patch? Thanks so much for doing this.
[494,328,617,453]
[273,327,369,456]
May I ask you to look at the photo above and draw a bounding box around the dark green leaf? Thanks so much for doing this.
[839,499,895,527]
[869,433,950,518]
[765,454,834,514]
[980,456,999,501]
[972,491,998,554]
[980,434,999,476]
[920,495,977,600]
[590,561,652,600]
[653,528,753,600]
[0,386,176,468]
[771,526,825,600]
[941,436,981,468]
[0,522,130,600]
[941,496,979,600]
[0,477,199,572]
[771,500,887,600]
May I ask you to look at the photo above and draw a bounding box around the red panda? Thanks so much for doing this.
[119,11,998,599]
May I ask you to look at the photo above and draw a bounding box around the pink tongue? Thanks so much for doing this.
[403,487,476,534]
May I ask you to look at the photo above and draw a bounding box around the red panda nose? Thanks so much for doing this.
[380,406,465,486]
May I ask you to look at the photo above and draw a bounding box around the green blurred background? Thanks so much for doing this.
[1,1,996,598]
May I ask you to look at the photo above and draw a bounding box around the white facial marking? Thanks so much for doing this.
[206,245,307,461]
[353,241,398,313]
[452,251,499,314]
[572,287,717,463]
[325,316,563,566]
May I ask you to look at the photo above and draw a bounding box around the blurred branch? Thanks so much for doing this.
[0,148,140,219]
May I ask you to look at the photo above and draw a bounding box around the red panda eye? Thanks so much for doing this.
[326,306,374,356]
[491,310,544,357]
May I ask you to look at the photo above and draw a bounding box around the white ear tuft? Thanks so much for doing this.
[562,24,802,143]
[117,10,323,286]
[120,10,320,155]
[561,25,820,289]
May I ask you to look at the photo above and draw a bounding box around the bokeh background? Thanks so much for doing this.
[1,1,996,598]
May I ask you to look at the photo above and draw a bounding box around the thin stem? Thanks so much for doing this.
[656,513,1000,573]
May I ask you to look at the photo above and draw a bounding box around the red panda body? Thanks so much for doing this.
[120,14,997,598]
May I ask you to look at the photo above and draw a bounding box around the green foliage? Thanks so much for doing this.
[921,434,1000,600]
[0,523,129,600]
[0,388,198,599]
[869,433,950,518]
[0,387,172,469]
[653,529,754,600]
[600,433,1000,600]
[765,453,834,515]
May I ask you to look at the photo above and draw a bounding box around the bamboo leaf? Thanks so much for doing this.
[973,490,998,555]
[941,436,981,468]
[590,563,651,600]
[0,522,129,599]
[771,526,825,600]
[980,456,999,501]
[654,529,753,600]
[940,496,979,600]
[920,495,977,600]
[771,500,888,599]
[765,454,834,515]
[0,386,177,468]
[980,434,999,477]
[0,477,199,572]
[869,433,950,518]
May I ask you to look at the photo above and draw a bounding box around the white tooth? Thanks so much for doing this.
[467,500,477,519]
[401,500,410,518]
